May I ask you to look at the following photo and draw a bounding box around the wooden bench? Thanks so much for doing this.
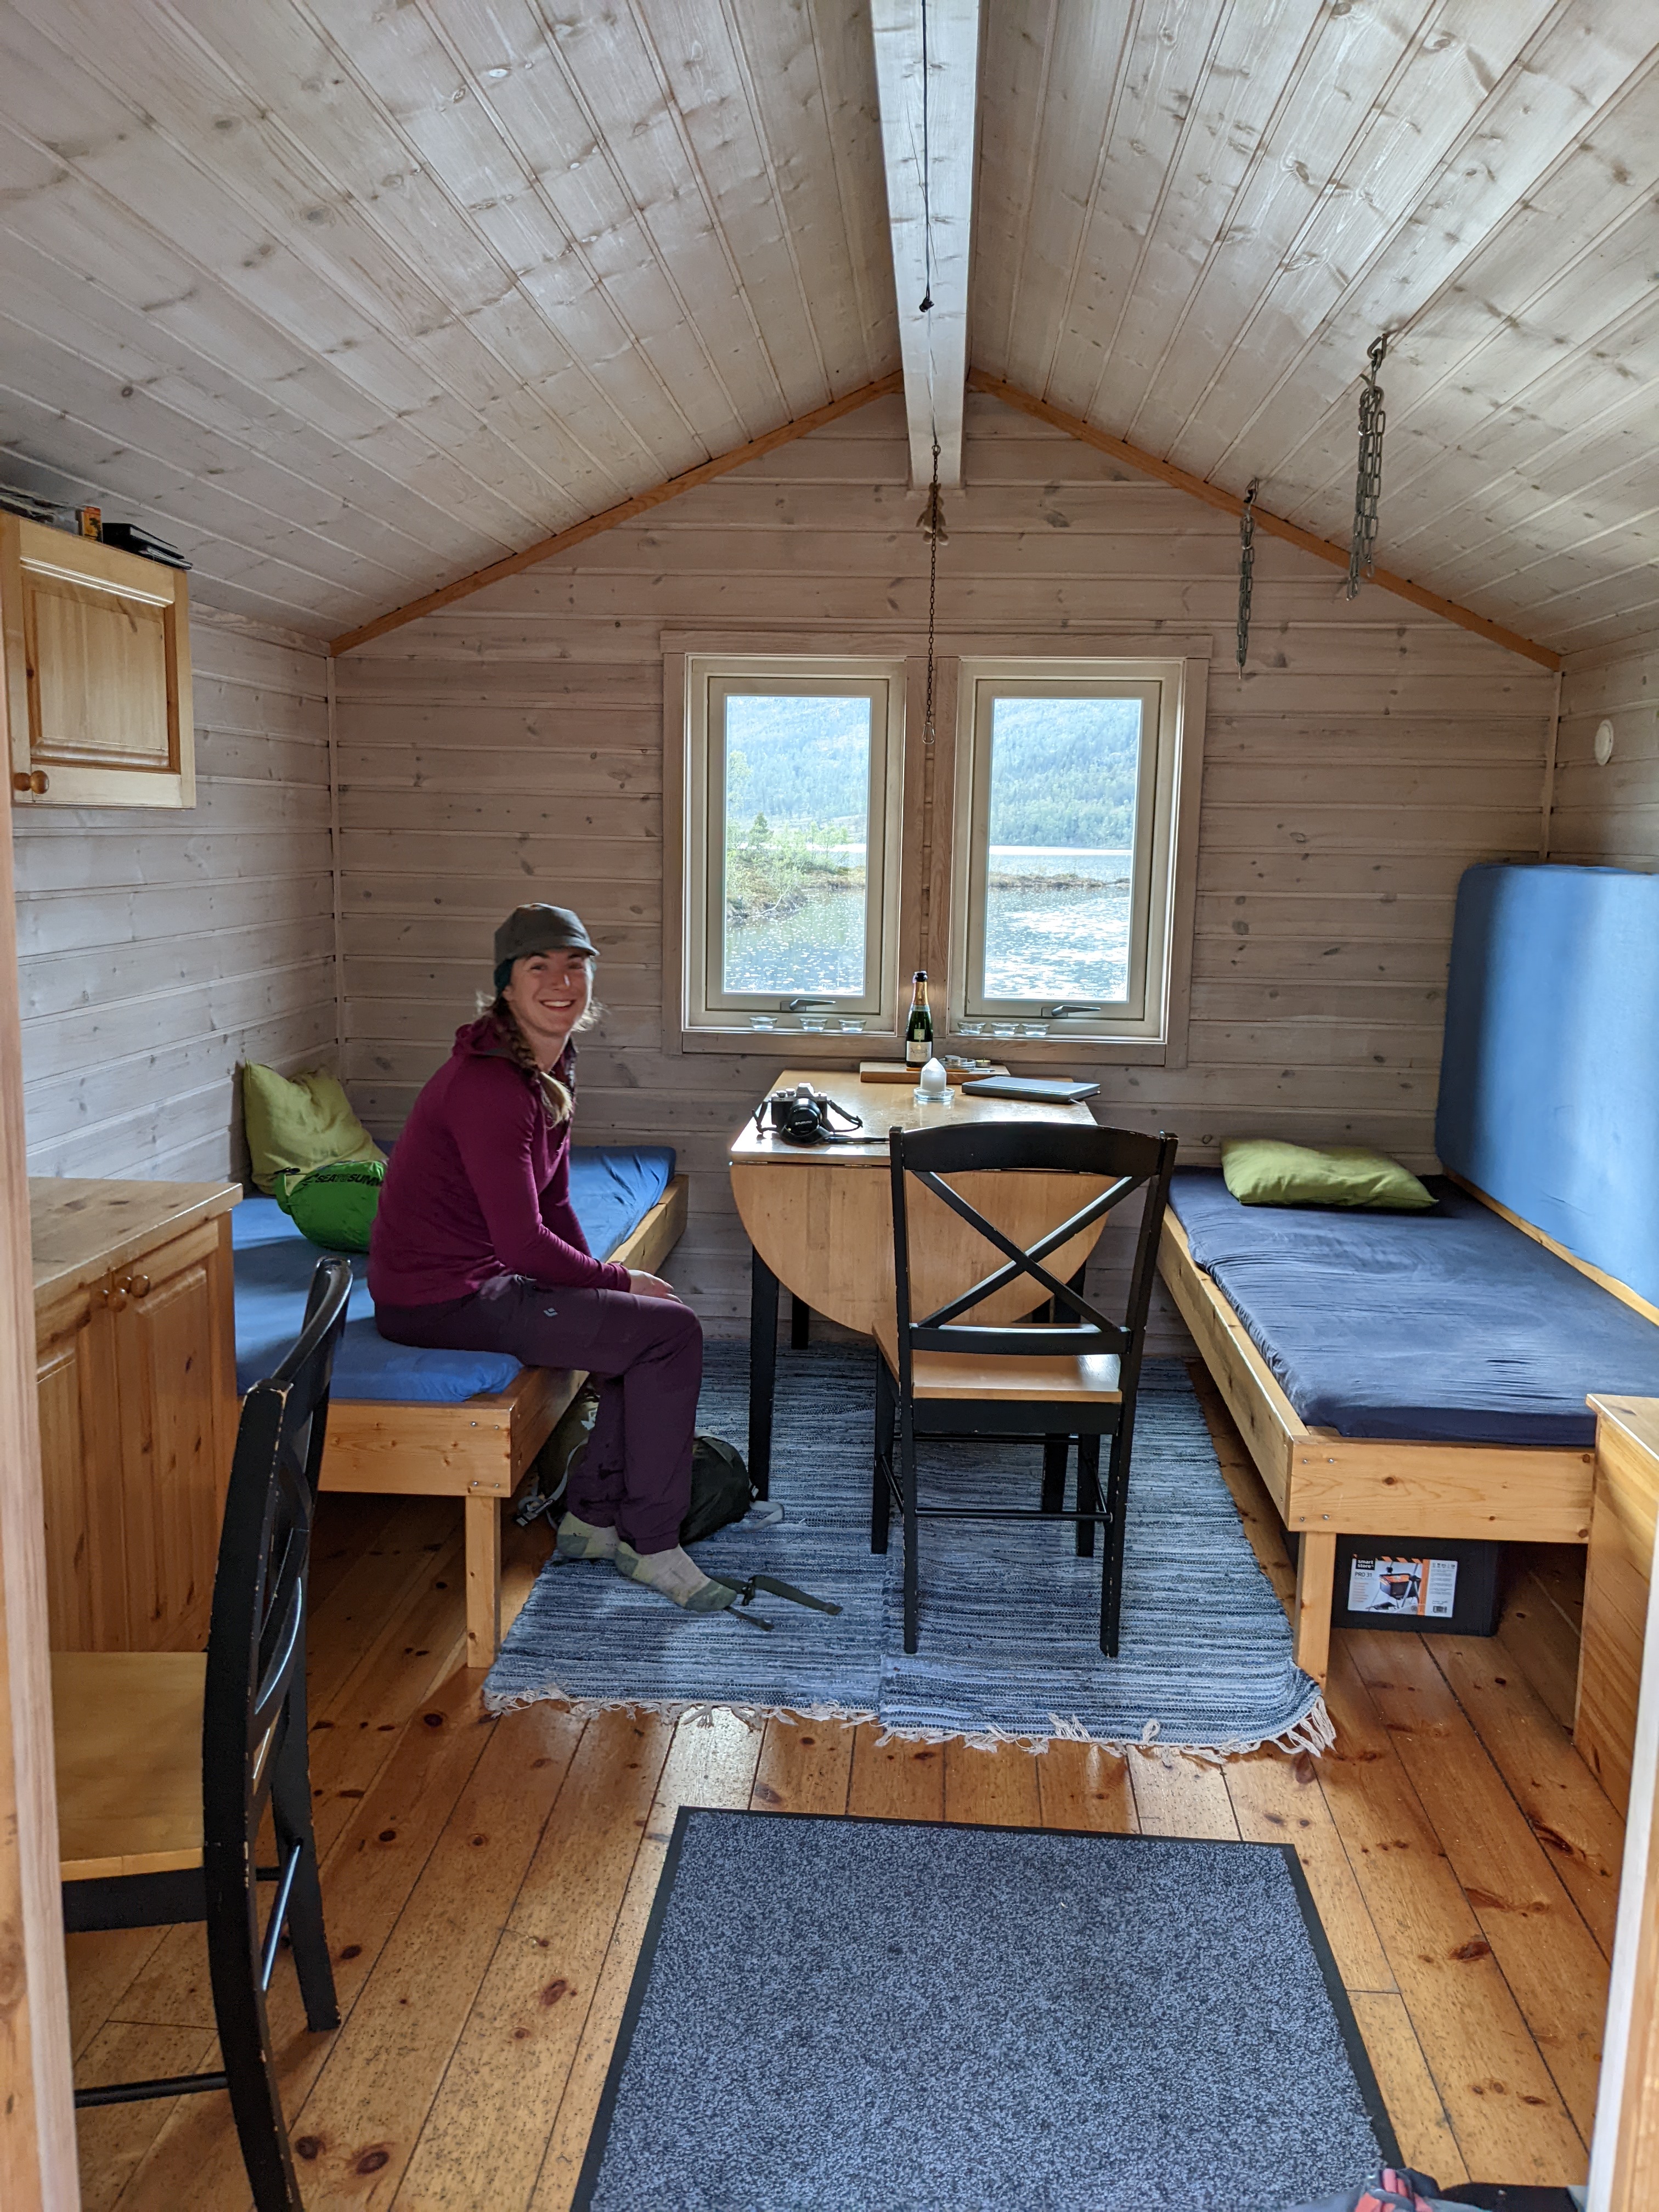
[317,1174,688,1666]
[1159,1194,1599,1683]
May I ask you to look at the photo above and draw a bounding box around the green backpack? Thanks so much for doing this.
[681,1433,759,1546]
[520,1401,837,1630]
[516,1393,755,1545]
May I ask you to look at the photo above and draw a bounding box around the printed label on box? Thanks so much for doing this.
[1347,1556,1459,1618]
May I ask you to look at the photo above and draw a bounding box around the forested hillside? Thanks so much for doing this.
[724,692,1140,848]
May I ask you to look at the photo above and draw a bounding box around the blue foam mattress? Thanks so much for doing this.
[1167,1170,1659,1448]
[233,1144,676,1403]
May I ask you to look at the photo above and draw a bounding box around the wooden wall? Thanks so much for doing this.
[15,613,337,1182]
[1550,631,1659,867]
[335,388,1556,1336]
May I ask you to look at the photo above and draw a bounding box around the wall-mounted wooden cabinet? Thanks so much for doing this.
[2,514,194,808]
[31,1179,239,1652]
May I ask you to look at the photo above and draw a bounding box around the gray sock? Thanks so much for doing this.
[615,1542,735,1613]
[556,1512,618,1562]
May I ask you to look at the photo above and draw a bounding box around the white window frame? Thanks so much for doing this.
[680,653,906,1035]
[946,657,1201,1048]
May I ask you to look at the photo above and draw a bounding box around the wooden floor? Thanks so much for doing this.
[66,1370,1623,2209]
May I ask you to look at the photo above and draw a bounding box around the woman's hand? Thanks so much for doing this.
[627,1270,681,1301]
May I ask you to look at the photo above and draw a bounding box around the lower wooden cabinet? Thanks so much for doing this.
[1575,1393,1659,1814]
[31,1182,239,1652]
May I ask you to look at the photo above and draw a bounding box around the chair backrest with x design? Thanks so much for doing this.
[887,1121,1178,1397]
[203,1256,351,1884]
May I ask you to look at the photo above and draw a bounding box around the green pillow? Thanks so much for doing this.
[278,1159,385,1252]
[1221,1138,1435,1212]
[241,1062,383,1195]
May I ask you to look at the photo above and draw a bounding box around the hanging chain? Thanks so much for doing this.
[1346,331,1390,600]
[920,436,943,744]
[1235,477,1258,675]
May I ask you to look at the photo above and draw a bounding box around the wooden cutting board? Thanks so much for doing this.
[857,1060,1009,1085]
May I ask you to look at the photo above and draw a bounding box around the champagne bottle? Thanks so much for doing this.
[905,970,933,1066]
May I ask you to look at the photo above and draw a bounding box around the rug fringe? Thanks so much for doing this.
[481,1680,1336,1761]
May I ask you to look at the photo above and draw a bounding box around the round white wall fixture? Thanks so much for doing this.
[1594,718,1616,765]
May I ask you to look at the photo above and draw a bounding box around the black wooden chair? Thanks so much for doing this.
[872,1122,1177,1657]
[54,1256,352,2212]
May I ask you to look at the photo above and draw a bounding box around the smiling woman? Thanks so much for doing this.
[367,905,738,1616]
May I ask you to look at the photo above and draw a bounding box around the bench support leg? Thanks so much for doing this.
[465,1494,503,1669]
[1293,1531,1336,1684]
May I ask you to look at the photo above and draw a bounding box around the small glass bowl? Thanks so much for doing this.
[957,1020,984,1037]
[1021,1022,1049,1038]
[991,1022,1019,1039]
[749,1014,777,1032]
[837,1018,866,1034]
[798,1014,828,1032]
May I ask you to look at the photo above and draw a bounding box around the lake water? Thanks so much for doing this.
[723,847,1132,1000]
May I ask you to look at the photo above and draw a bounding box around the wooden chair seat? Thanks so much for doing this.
[53,1650,205,1883]
[874,1315,1121,1402]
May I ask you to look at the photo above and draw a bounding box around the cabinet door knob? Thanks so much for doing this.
[127,1272,150,1299]
[31,770,48,793]
[106,1286,129,1313]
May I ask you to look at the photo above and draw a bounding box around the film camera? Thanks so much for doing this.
[753,1081,865,1147]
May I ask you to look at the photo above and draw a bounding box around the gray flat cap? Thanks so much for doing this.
[493,904,596,988]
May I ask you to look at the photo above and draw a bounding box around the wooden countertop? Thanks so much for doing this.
[729,1065,1099,1169]
[1589,1396,1659,1468]
[30,1177,241,1302]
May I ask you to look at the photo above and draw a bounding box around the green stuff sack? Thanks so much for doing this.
[278,1159,386,1252]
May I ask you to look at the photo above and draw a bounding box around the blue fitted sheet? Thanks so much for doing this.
[233,1144,676,1402]
[1167,1170,1659,1448]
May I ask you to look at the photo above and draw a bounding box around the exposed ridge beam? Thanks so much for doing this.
[330,373,903,656]
[969,370,1561,674]
[872,0,980,492]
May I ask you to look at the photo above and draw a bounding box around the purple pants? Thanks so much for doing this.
[375,1274,703,1554]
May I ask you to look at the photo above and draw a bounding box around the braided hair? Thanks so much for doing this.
[489,976,600,1127]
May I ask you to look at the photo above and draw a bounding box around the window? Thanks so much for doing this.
[949,660,1193,1044]
[681,657,904,1032]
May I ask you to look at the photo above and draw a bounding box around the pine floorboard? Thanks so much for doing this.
[67,1374,1619,2208]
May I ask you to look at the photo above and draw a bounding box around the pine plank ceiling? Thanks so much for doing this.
[0,0,1653,655]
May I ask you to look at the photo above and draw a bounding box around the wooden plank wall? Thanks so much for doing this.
[334,388,1556,1337]
[1549,631,1659,866]
[15,612,338,1182]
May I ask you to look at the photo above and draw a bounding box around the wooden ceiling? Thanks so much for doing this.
[0,1,1653,656]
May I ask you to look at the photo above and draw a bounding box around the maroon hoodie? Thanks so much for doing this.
[368,1015,631,1308]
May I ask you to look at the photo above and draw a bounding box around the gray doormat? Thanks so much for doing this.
[574,1809,1396,2212]
[486,1346,1327,1754]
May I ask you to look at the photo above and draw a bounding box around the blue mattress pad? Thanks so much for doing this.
[233,1144,676,1404]
[1167,1170,1659,1448]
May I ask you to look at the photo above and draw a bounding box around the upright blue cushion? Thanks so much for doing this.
[1436,864,1659,1311]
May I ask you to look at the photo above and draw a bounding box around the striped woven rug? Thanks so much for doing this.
[484,1344,1329,1755]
